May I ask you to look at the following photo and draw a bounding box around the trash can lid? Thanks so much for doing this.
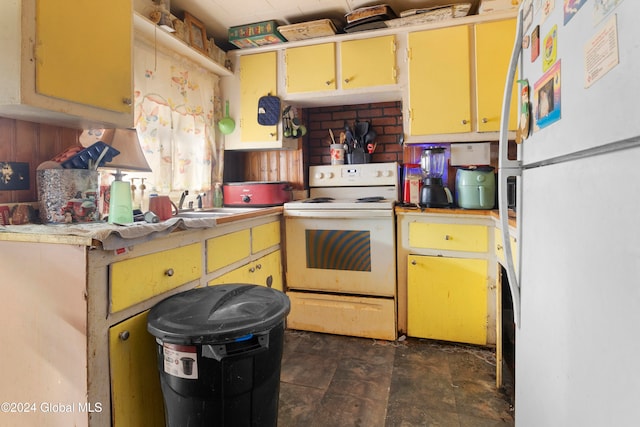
[147,284,291,344]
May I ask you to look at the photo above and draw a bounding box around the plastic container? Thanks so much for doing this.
[147,284,291,427]
[402,163,422,205]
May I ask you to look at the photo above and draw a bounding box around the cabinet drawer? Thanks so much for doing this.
[208,250,283,291]
[110,243,202,312]
[206,229,251,272]
[287,291,396,340]
[409,222,488,252]
[251,221,280,253]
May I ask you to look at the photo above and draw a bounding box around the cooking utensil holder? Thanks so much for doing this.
[346,152,371,164]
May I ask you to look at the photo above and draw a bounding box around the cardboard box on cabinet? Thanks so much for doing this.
[478,0,521,14]
[228,20,286,48]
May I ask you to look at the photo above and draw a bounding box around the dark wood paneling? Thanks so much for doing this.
[0,118,80,203]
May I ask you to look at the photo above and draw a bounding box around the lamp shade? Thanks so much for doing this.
[99,128,152,172]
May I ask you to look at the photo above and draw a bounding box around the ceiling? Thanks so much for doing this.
[168,0,481,50]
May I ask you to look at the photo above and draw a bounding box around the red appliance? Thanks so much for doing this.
[223,181,293,207]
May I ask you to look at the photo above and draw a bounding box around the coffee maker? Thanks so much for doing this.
[419,147,452,208]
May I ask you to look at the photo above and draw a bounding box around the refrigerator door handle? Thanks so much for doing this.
[498,9,524,327]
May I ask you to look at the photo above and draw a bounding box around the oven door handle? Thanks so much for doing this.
[284,209,394,219]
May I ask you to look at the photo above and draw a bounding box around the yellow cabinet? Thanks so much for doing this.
[251,220,281,253]
[475,19,518,132]
[409,222,488,253]
[209,250,283,291]
[240,52,278,143]
[408,25,472,135]
[407,19,517,137]
[407,254,488,345]
[207,229,251,273]
[494,227,518,269]
[0,0,133,128]
[285,43,336,93]
[109,311,165,427]
[207,219,282,290]
[340,36,396,89]
[110,243,202,313]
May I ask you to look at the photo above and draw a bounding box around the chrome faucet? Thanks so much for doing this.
[178,190,189,210]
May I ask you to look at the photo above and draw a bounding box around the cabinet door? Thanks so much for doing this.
[109,311,165,426]
[475,19,518,132]
[240,52,278,142]
[285,43,336,93]
[407,255,487,345]
[340,36,396,89]
[36,0,132,113]
[209,250,283,291]
[408,25,471,135]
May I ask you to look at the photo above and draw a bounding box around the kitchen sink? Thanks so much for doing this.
[175,207,264,218]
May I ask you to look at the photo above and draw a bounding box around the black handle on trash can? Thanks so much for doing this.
[201,331,270,362]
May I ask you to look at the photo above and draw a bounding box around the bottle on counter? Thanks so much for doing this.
[213,183,224,208]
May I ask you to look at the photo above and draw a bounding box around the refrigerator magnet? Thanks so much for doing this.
[533,61,561,132]
[564,0,587,25]
[531,26,540,62]
[542,25,558,72]
[517,80,531,142]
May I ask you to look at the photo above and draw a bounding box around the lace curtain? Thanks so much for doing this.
[130,37,222,196]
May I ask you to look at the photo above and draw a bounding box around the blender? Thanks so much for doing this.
[419,147,452,208]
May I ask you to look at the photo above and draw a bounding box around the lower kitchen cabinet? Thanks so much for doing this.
[396,209,497,346]
[208,250,283,291]
[0,212,282,426]
[407,254,488,345]
[109,311,165,426]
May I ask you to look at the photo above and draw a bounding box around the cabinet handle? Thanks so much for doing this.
[119,331,130,341]
[249,267,255,273]
[269,132,277,137]
[165,268,174,277]
[122,97,132,106]
[411,260,417,265]
[266,275,273,288]
[461,119,468,125]
[497,244,503,250]
[344,78,351,83]
[444,235,452,240]
[325,79,334,86]
[482,117,489,123]
[255,263,262,270]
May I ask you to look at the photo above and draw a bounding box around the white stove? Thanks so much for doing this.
[283,162,399,340]
[284,162,400,212]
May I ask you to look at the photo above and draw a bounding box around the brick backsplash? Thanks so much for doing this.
[306,101,405,166]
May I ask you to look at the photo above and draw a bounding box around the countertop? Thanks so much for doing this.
[0,206,283,249]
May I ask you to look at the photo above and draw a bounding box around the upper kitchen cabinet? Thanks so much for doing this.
[283,36,399,105]
[285,43,336,93]
[474,19,517,132]
[405,17,517,142]
[0,0,133,128]
[224,51,298,150]
[340,35,397,89]
[408,25,472,136]
[240,52,278,143]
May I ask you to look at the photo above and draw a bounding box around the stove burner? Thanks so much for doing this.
[303,197,335,203]
[356,196,385,203]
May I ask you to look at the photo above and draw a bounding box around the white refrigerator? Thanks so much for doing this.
[498,1,640,426]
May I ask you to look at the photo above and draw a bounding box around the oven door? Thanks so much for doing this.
[284,209,395,296]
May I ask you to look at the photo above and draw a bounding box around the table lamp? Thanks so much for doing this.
[99,128,152,224]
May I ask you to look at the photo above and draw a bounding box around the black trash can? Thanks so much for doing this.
[147,284,291,427]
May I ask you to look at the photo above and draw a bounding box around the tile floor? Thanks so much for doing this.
[278,330,514,427]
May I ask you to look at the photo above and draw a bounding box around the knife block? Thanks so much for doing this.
[346,152,371,164]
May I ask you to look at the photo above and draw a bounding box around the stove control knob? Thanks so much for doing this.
[327,172,334,179]
[372,170,382,177]
[314,172,324,180]
[384,170,394,177]
[242,194,251,203]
